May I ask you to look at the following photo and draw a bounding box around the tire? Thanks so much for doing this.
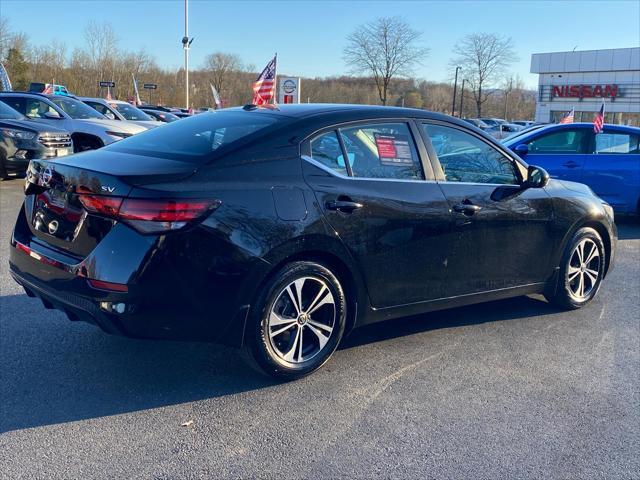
[0,156,8,181]
[243,261,347,380]
[545,227,606,309]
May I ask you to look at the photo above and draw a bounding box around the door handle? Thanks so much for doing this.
[452,203,482,216]
[325,199,363,213]
[562,160,580,168]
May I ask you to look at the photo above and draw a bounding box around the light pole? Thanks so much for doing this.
[459,79,466,118]
[181,0,191,110]
[451,66,461,116]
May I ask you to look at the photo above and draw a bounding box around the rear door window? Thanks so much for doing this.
[527,129,590,154]
[594,132,639,154]
[338,123,424,180]
[310,131,348,176]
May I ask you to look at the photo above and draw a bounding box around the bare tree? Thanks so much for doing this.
[84,21,118,90]
[203,52,244,99]
[451,33,517,117]
[343,17,428,105]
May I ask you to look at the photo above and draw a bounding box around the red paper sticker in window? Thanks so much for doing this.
[374,134,398,159]
[374,133,414,165]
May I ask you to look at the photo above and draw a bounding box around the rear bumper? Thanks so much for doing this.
[10,265,124,335]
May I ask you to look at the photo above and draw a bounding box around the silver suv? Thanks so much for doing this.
[0,93,147,152]
[79,97,160,130]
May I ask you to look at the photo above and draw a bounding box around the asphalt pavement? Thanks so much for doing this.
[0,178,638,479]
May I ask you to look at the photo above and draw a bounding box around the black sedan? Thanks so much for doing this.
[140,109,180,123]
[9,104,617,379]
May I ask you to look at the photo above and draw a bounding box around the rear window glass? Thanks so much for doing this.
[105,110,280,163]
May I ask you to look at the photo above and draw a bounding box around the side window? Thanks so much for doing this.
[310,131,348,176]
[24,99,57,119]
[90,102,116,120]
[422,123,519,185]
[595,132,639,154]
[527,129,589,154]
[0,97,26,114]
[339,123,424,180]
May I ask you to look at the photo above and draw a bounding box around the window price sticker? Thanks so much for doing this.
[374,133,414,165]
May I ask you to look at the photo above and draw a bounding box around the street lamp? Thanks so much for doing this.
[451,66,461,116]
[459,79,466,118]
[182,0,194,110]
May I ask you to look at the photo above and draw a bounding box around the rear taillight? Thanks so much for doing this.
[78,195,221,233]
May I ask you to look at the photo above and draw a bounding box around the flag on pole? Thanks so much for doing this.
[132,74,142,106]
[0,63,12,91]
[593,103,605,134]
[559,108,574,124]
[252,54,277,105]
[210,83,222,109]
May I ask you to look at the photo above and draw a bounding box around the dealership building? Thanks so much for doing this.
[530,47,639,125]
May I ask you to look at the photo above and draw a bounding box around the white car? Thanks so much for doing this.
[0,92,147,152]
[80,98,160,130]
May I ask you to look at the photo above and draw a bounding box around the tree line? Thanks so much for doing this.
[1,17,536,120]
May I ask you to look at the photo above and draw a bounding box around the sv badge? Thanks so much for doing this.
[101,186,116,193]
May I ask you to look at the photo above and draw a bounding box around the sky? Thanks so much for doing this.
[2,0,639,88]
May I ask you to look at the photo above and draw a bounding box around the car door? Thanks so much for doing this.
[302,120,454,308]
[420,121,555,297]
[521,127,592,182]
[583,129,640,213]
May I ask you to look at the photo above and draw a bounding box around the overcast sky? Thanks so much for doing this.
[3,0,639,88]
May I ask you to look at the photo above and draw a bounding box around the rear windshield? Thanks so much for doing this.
[105,110,281,163]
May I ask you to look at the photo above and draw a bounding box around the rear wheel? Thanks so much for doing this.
[545,227,605,309]
[244,261,347,380]
[0,154,8,180]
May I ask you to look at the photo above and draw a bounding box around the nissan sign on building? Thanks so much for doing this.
[278,77,300,104]
[531,47,639,125]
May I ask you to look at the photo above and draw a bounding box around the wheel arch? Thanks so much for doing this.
[558,218,613,277]
[246,235,370,339]
[71,132,104,152]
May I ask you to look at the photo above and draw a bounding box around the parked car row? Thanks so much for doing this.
[462,117,545,141]
[0,91,198,179]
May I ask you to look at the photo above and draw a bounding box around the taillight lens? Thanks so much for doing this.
[78,195,221,233]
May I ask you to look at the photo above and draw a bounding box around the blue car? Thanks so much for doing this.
[504,123,640,215]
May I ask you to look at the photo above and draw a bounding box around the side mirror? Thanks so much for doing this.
[43,111,61,120]
[514,143,529,156]
[524,165,549,189]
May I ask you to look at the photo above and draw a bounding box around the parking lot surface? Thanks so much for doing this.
[0,179,638,479]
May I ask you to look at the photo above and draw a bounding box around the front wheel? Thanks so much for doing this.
[545,227,605,309]
[244,261,347,380]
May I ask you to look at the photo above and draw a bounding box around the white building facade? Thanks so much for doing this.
[531,47,639,125]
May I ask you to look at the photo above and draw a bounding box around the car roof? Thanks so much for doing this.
[503,122,640,145]
[0,91,77,102]
[226,104,476,130]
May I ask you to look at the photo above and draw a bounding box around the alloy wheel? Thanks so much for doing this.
[567,238,601,300]
[267,276,336,364]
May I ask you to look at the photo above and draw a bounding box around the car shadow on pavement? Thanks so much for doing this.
[0,293,277,434]
[340,295,562,349]
[1,293,561,433]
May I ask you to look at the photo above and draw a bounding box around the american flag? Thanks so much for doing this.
[593,103,605,133]
[559,108,574,124]
[252,55,277,105]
